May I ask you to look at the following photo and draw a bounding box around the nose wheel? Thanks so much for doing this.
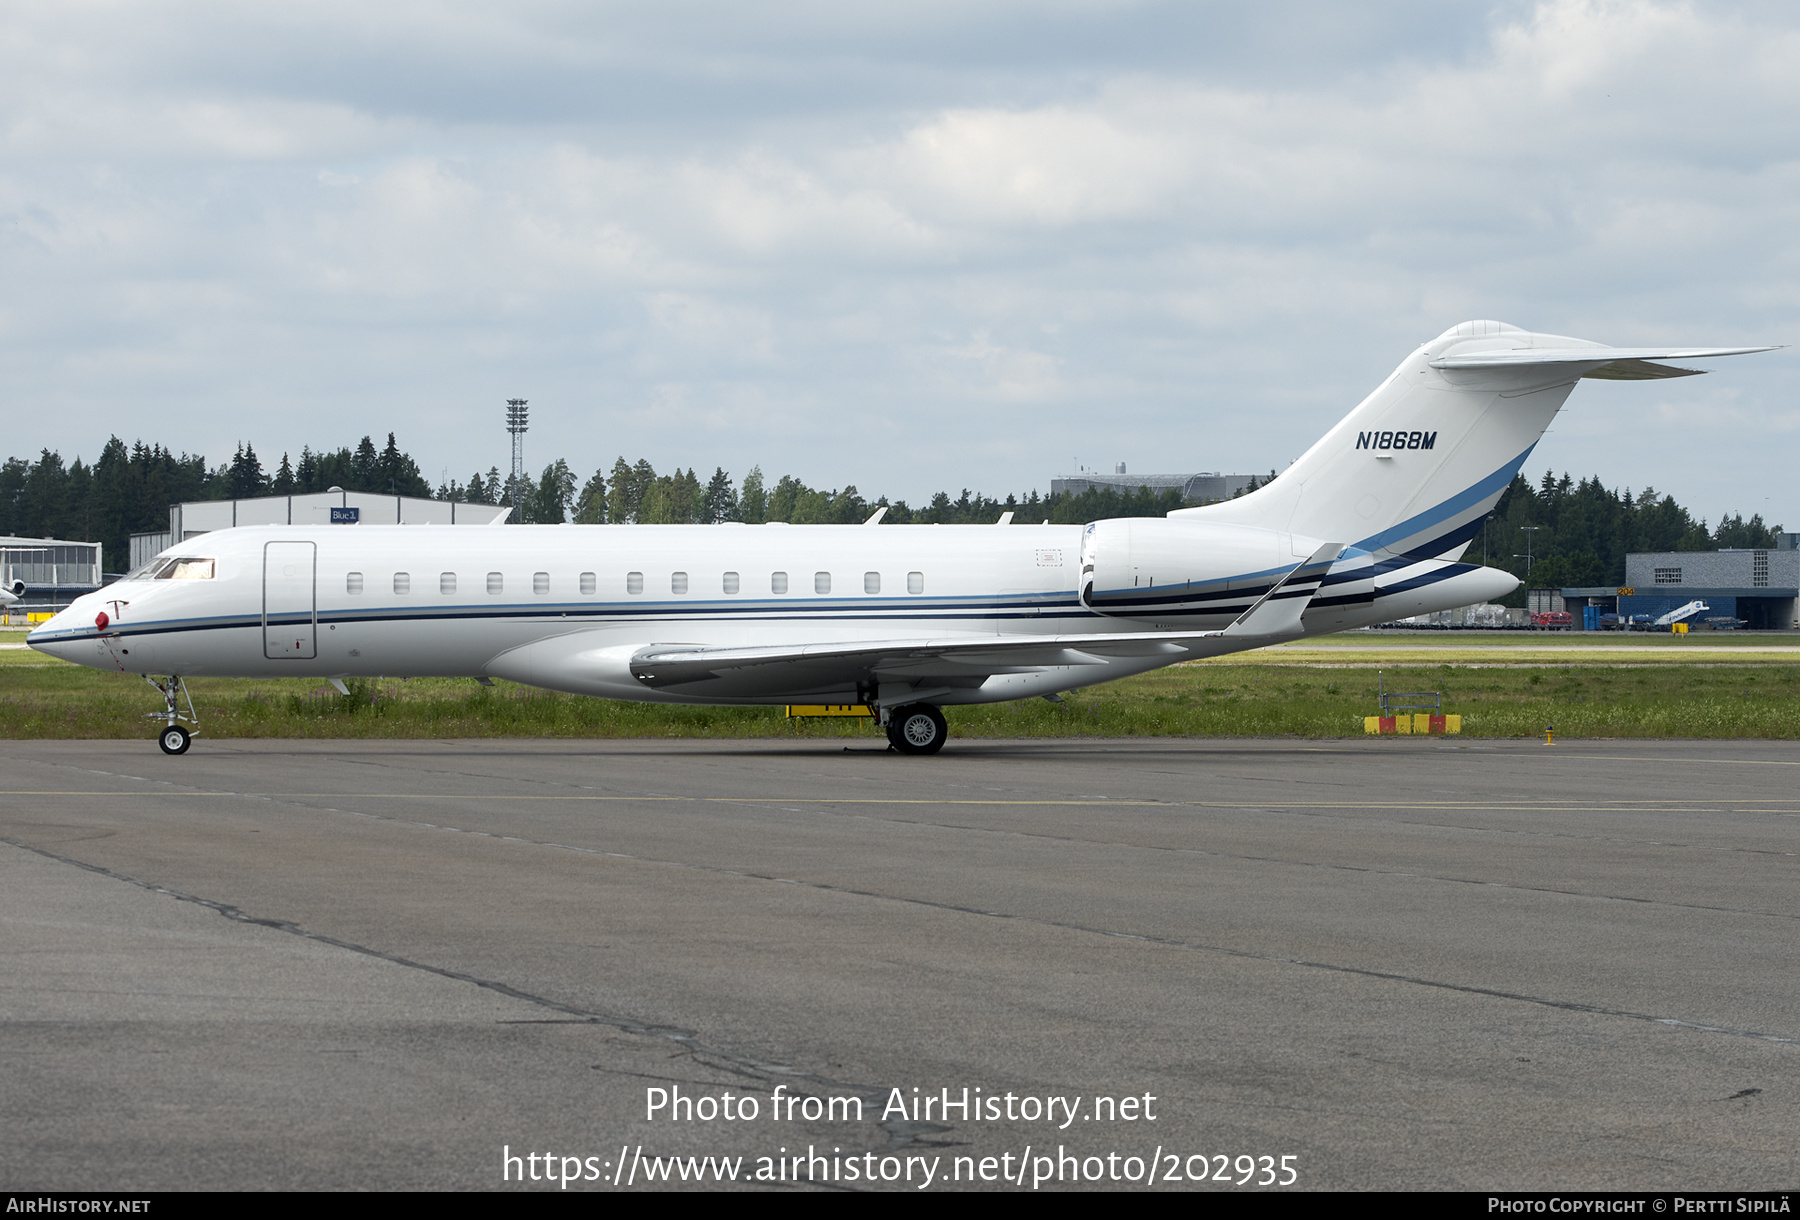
[144,674,199,755]
[886,703,948,755]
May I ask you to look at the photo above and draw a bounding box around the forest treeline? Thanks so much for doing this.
[0,434,1194,570]
[0,435,1783,591]
[1481,470,1782,598]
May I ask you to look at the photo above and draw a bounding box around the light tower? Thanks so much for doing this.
[505,399,529,520]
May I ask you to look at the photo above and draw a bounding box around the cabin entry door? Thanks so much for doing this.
[263,541,317,659]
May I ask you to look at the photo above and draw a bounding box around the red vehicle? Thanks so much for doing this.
[1530,610,1573,630]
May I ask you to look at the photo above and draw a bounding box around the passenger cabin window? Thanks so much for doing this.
[722,572,740,595]
[533,572,549,595]
[627,571,644,595]
[908,571,924,594]
[158,558,215,580]
[346,572,364,595]
[394,572,411,595]
[814,572,831,594]
[864,572,880,594]
[671,572,688,594]
[580,572,596,595]
[440,572,457,595]
[771,571,788,594]
[487,572,504,595]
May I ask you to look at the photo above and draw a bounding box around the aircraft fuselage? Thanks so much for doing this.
[28,519,1505,706]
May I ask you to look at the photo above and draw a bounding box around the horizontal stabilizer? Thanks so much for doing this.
[1430,345,1774,374]
[1579,358,1706,381]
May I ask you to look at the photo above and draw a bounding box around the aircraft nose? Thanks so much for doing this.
[26,598,100,661]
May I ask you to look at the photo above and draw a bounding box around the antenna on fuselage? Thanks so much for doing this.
[505,399,529,523]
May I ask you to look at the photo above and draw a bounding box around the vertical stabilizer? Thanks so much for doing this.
[1177,321,1770,561]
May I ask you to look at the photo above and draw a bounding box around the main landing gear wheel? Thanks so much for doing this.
[887,704,948,755]
[158,724,192,755]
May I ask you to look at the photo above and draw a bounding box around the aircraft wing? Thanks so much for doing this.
[630,543,1340,699]
[628,630,1213,698]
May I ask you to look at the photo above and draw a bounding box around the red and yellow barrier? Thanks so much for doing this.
[1364,714,1461,735]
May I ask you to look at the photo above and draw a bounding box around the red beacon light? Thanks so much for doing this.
[94,611,109,632]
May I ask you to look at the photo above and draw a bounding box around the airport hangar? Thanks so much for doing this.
[1559,540,1800,630]
[1,536,105,618]
[126,488,511,567]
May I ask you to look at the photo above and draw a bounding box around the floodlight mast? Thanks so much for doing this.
[505,399,529,521]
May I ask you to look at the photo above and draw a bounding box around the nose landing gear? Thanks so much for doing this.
[145,675,199,755]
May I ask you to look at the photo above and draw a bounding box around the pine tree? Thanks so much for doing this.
[227,443,268,499]
[670,467,702,523]
[91,437,133,567]
[575,468,608,524]
[702,467,735,523]
[351,436,379,492]
[528,460,575,523]
[605,457,634,523]
[738,466,766,524]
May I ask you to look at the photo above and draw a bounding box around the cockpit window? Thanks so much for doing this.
[157,558,215,580]
[127,558,175,581]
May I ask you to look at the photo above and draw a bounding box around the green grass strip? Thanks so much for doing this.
[7,654,1800,739]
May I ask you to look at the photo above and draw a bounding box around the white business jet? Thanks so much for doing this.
[0,579,24,611]
[29,321,1773,755]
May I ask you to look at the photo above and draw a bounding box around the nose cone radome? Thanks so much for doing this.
[27,596,103,664]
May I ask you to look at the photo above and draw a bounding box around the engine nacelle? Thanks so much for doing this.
[1079,518,1327,622]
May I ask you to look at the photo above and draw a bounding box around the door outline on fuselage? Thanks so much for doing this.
[263,540,317,660]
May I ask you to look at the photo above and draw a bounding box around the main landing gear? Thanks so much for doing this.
[146,675,199,755]
[885,703,948,755]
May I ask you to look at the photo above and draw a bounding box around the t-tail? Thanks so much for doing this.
[1170,320,1775,626]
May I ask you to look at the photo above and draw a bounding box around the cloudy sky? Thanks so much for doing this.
[3,0,1796,524]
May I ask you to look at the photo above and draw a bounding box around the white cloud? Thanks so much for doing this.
[872,105,1185,227]
[0,0,1796,521]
